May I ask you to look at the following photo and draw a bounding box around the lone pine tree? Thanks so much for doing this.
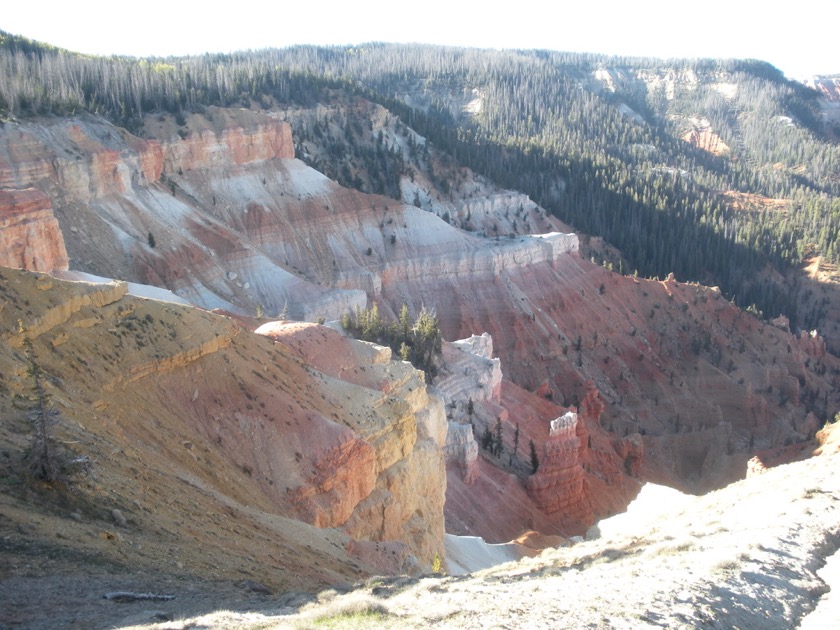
[529,439,540,474]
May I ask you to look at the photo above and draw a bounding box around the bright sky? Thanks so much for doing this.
[3,1,837,78]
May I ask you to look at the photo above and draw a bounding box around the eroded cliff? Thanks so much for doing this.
[0,188,68,272]
[2,104,838,549]
[0,267,446,589]
[435,335,639,541]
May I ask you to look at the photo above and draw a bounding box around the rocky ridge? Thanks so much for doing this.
[0,267,447,593]
[0,111,575,323]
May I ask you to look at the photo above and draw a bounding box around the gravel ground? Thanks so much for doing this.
[4,452,836,629]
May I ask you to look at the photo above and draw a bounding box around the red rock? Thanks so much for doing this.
[285,420,377,528]
[162,121,294,173]
[681,120,730,155]
[444,378,637,541]
[0,188,68,272]
[526,410,593,525]
[746,456,768,476]
[255,319,447,565]
[1,107,837,546]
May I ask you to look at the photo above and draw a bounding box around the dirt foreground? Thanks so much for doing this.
[2,447,838,629]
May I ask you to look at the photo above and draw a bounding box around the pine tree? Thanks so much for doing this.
[510,423,520,465]
[17,322,88,482]
[20,326,59,482]
[529,439,540,474]
[493,418,503,457]
[481,426,493,451]
[398,303,412,342]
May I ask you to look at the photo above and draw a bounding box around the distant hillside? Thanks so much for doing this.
[2,35,839,331]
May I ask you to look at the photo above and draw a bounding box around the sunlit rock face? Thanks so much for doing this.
[0,267,446,579]
[255,320,447,566]
[0,188,68,272]
[436,334,502,485]
[526,411,591,520]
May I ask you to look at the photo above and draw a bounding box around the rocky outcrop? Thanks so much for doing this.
[0,267,445,584]
[681,118,730,155]
[2,275,127,346]
[436,334,502,407]
[440,353,638,541]
[0,113,293,202]
[255,320,447,564]
[434,334,502,485]
[444,422,479,485]
[0,188,68,272]
[526,411,593,527]
[0,114,373,319]
[160,120,294,174]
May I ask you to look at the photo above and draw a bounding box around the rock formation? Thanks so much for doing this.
[0,188,68,272]
[436,339,639,541]
[383,254,840,495]
[0,267,446,586]
[526,411,592,520]
[681,117,730,155]
[2,105,838,549]
[436,333,501,485]
[255,320,447,566]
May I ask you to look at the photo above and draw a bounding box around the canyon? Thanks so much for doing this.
[1,95,839,628]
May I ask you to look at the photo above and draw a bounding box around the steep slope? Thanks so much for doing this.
[0,110,571,321]
[11,440,837,629]
[0,267,447,598]
[0,111,361,318]
[378,250,840,494]
[2,106,836,511]
[435,336,640,542]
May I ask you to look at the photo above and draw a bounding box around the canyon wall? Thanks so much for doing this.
[0,188,68,272]
[0,112,363,319]
[434,334,639,541]
[377,250,840,495]
[2,106,837,544]
[0,267,446,584]
[0,112,577,324]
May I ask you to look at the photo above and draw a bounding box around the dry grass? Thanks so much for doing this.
[295,592,392,629]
